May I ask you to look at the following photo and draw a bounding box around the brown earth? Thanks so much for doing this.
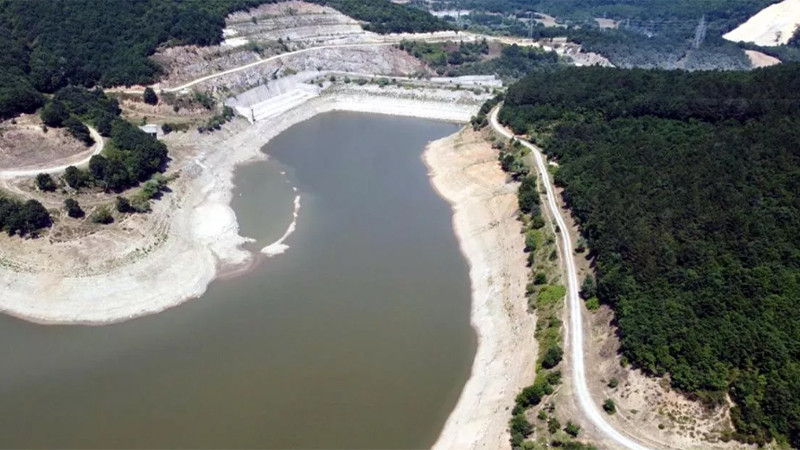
[0,115,90,170]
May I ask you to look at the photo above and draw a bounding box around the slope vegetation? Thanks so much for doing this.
[0,0,450,118]
[499,64,800,447]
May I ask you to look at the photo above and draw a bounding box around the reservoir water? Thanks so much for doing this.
[0,113,475,448]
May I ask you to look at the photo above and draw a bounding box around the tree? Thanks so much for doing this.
[63,166,86,189]
[40,100,69,127]
[20,199,51,233]
[143,87,158,105]
[89,154,108,181]
[63,117,93,146]
[35,173,56,191]
[64,198,84,218]
[603,398,616,414]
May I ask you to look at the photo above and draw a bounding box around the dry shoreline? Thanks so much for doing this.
[0,90,533,449]
[0,92,479,325]
[427,130,537,450]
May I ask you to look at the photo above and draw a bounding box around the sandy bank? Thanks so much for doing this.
[426,130,537,450]
[744,49,782,68]
[0,92,481,325]
[723,0,800,46]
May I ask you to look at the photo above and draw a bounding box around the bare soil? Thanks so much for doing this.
[0,115,89,170]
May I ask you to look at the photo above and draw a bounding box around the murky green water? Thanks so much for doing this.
[0,112,474,449]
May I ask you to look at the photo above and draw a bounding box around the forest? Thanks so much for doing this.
[499,64,800,446]
[0,0,449,119]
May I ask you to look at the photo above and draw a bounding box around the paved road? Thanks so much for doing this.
[489,107,651,450]
[0,125,104,179]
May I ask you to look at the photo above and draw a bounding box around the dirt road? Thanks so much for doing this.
[0,125,104,179]
[489,107,651,450]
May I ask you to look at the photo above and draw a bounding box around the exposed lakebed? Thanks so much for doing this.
[0,113,475,448]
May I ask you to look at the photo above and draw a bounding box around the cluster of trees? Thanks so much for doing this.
[198,105,236,133]
[40,87,168,192]
[0,0,451,118]
[399,39,489,70]
[0,25,43,119]
[315,0,452,33]
[0,197,51,236]
[399,40,560,81]
[500,64,800,447]
[470,93,502,130]
[446,43,560,80]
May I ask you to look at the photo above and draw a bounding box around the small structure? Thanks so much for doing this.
[139,124,163,139]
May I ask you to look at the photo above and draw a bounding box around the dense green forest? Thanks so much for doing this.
[0,0,449,119]
[499,64,800,446]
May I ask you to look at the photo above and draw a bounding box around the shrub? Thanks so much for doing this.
[586,297,600,311]
[603,399,616,415]
[537,285,566,307]
[541,345,563,369]
[525,230,538,252]
[130,192,151,212]
[116,196,132,213]
[63,198,84,218]
[510,413,533,437]
[547,417,561,434]
[580,275,596,299]
[91,205,113,224]
[143,87,158,105]
[608,377,619,389]
[35,173,56,191]
[534,272,547,285]
[564,421,581,437]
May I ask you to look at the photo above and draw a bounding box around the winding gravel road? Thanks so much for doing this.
[490,107,650,450]
[0,125,104,179]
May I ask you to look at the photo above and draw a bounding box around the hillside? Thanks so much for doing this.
[724,0,800,46]
[430,0,777,70]
[0,0,450,119]
[499,64,800,447]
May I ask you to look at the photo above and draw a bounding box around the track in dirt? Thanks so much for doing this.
[490,107,651,450]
